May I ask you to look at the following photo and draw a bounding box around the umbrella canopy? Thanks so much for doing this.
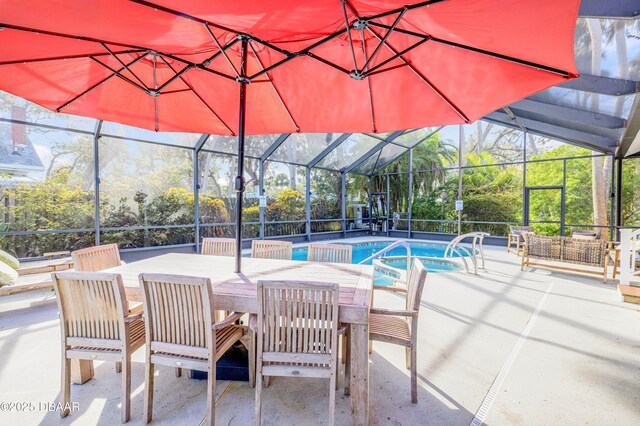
[0,0,580,271]
[0,0,579,135]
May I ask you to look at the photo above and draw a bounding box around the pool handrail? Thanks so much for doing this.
[358,240,412,277]
[445,232,490,274]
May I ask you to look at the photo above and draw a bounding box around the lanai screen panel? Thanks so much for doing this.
[268,133,342,166]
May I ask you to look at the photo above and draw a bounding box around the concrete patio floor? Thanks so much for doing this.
[0,243,639,425]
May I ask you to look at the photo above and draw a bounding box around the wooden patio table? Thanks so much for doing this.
[103,253,373,425]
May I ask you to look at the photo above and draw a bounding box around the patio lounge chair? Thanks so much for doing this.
[369,258,428,403]
[52,271,145,423]
[201,237,236,256]
[251,240,293,260]
[507,226,533,256]
[254,280,340,426]
[138,273,248,426]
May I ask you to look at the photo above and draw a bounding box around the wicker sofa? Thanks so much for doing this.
[521,234,609,282]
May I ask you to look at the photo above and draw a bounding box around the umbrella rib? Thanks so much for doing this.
[248,42,300,133]
[203,24,240,78]
[341,0,359,72]
[366,27,469,123]
[360,8,407,72]
[305,53,352,76]
[0,21,237,84]
[361,29,376,133]
[90,56,149,93]
[369,22,573,78]
[0,22,150,52]
[188,85,235,136]
[157,55,236,136]
[366,0,449,21]
[57,54,148,112]
[365,62,410,77]
[0,49,146,66]
[131,0,240,36]
[363,38,429,76]
[101,42,149,89]
[153,53,159,131]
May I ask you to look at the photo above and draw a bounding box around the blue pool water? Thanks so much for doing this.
[292,241,461,265]
[291,241,463,284]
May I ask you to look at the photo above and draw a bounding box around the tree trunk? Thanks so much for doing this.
[592,155,608,227]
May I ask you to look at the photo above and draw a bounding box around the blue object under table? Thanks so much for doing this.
[190,345,249,381]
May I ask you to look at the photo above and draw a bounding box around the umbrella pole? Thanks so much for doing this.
[235,36,249,273]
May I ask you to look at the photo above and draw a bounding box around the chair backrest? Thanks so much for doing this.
[201,237,236,256]
[72,244,121,272]
[251,240,293,260]
[510,225,533,234]
[570,228,601,240]
[406,259,428,313]
[256,280,339,360]
[138,273,214,355]
[52,271,127,343]
[307,243,352,264]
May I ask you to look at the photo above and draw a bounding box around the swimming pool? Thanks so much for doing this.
[292,240,462,264]
[291,240,464,281]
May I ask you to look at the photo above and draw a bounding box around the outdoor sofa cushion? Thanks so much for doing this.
[0,261,18,286]
[0,249,20,270]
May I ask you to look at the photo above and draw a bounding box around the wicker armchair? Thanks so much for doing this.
[507,226,533,255]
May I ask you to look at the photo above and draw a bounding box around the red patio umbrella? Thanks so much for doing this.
[0,0,580,271]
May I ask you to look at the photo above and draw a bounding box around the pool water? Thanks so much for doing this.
[292,241,462,264]
[291,241,464,284]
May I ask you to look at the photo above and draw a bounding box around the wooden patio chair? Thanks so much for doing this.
[369,258,428,403]
[307,243,352,375]
[507,226,533,256]
[251,240,293,260]
[201,237,236,256]
[254,280,340,426]
[52,271,145,423]
[138,273,247,426]
[307,243,352,264]
[72,243,123,272]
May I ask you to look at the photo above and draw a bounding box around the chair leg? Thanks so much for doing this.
[255,369,263,426]
[249,330,256,388]
[121,356,131,423]
[60,355,71,418]
[329,371,336,426]
[507,237,511,253]
[410,345,417,404]
[175,368,182,378]
[144,361,154,424]
[406,347,411,370]
[206,359,215,426]
[344,332,351,396]
[116,362,122,373]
